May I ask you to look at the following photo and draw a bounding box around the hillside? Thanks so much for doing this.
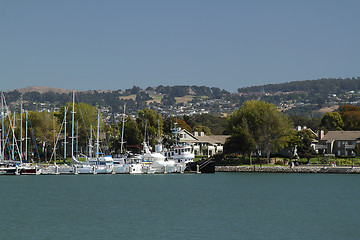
[16,86,75,94]
[238,77,360,94]
[4,77,360,120]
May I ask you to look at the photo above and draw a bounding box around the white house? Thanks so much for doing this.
[177,128,229,157]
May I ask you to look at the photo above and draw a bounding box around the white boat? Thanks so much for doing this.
[142,141,177,174]
[158,123,194,172]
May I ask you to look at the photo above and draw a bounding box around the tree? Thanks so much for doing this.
[320,112,344,131]
[193,125,211,135]
[55,102,100,156]
[136,109,162,148]
[338,105,360,130]
[161,95,176,106]
[28,111,58,162]
[286,129,316,163]
[224,118,256,161]
[124,116,142,152]
[225,100,291,163]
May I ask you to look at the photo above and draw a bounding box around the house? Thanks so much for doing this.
[177,128,229,157]
[315,131,360,156]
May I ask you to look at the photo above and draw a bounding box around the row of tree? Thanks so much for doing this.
[4,97,360,163]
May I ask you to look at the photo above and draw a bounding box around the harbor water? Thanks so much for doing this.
[0,173,359,240]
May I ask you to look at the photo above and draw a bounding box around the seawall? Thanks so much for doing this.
[215,165,360,174]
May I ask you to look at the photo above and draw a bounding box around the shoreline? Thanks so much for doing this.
[215,165,360,174]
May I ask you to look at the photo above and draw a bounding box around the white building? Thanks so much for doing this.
[177,129,229,157]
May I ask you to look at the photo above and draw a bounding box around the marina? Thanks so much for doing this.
[0,91,216,176]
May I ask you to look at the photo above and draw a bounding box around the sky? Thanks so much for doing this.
[1,0,360,93]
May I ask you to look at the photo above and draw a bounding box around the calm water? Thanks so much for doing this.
[0,173,359,240]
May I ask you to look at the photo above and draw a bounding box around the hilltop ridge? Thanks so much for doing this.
[3,77,360,119]
[16,86,75,94]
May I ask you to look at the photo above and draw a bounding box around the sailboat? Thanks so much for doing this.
[111,104,135,174]
[0,92,35,175]
[71,97,113,174]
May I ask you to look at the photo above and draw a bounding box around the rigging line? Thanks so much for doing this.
[2,126,14,160]
[28,117,41,163]
[49,114,66,163]
[73,93,91,142]
[2,97,22,162]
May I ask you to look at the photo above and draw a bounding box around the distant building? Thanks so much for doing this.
[177,129,229,157]
[315,131,360,156]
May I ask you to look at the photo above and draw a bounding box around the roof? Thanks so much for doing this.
[321,131,360,142]
[182,134,229,145]
[178,128,229,145]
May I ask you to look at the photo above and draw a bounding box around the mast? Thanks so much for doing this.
[53,114,56,165]
[173,121,178,146]
[25,111,28,163]
[12,112,15,160]
[71,91,75,158]
[155,118,162,153]
[89,125,93,158]
[64,106,67,161]
[120,104,126,154]
[96,109,100,159]
[20,99,23,163]
[76,120,78,158]
[158,118,161,144]
[0,93,3,161]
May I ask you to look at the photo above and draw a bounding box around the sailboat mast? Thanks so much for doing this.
[25,110,28,163]
[12,112,15,160]
[89,125,93,158]
[71,91,75,158]
[96,109,100,159]
[64,106,67,161]
[20,99,23,163]
[120,104,126,154]
[76,120,78,158]
[0,93,3,161]
[158,118,161,143]
[173,121,178,146]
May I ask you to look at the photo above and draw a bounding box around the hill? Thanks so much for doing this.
[16,86,75,94]
[238,77,360,94]
[3,77,360,120]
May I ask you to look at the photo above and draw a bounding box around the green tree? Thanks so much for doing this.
[224,118,257,163]
[28,111,58,162]
[124,116,142,152]
[338,105,360,130]
[161,95,176,106]
[225,100,291,163]
[137,109,162,148]
[286,129,316,163]
[320,112,344,131]
[56,102,100,156]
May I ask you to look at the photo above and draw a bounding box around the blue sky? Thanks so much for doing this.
[1,0,360,92]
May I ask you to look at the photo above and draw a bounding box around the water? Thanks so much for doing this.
[0,173,359,240]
